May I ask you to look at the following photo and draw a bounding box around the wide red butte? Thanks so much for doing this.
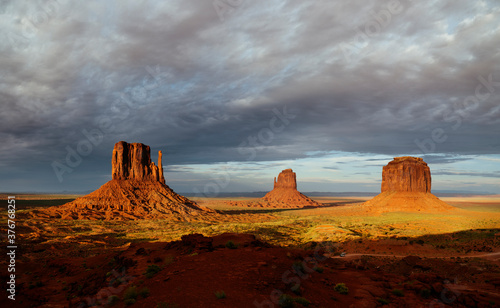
[260,169,319,208]
[33,141,215,220]
[362,156,453,213]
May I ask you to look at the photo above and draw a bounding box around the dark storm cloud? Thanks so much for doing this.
[1,0,499,191]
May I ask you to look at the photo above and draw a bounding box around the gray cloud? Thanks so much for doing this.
[1,0,499,191]
[433,170,500,178]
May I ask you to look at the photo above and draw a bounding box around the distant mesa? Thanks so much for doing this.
[362,156,454,213]
[246,169,319,208]
[33,141,215,221]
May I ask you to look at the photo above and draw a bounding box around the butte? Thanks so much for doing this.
[361,156,454,213]
[33,141,215,221]
[259,169,320,208]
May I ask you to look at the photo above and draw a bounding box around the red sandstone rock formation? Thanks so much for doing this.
[33,141,215,221]
[273,169,297,189]
[260,169,319,208]
[112,141,165,183]
[362,157,453,213]
[381,157,431,193]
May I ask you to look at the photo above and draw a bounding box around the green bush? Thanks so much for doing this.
[334,283,349,295]
[139,287,150,298]
[294,296,310,306]
[123,285,138,301]
[292,261,304,274]
[377,298,390,305]
[313,266,324,273]
[277,294,311,308]
[124,298,136,306]
[225,241,238,249]
[278,294,295,308]
[107,295,119,306]
[392,289,404,297]
[215,290,226,299]
[144,264,162,278]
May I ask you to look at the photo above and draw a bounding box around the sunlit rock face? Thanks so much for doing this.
[381,157,431,193]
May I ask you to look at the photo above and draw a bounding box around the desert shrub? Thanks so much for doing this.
[124,298,136,306]
[215,290,226,299]
[107,295,119,306]
[225,241,238,249]
[278,294,295,308]
[294,296,310,306]
[392,289,404,297]
[123,285,138,301]
[334,283,349,295]
[313,266,324,273]
[292,261,304,274]
[290,283,301,295]
[139,287,150,298]
[377,298,390,305]
[419,288,431,299]
[144,264,162,278]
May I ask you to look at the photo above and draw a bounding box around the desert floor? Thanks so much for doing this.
[0,194,499,307]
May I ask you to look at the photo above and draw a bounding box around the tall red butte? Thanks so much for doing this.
[362,156,454,213]
[34,141,215,220]
[260,169,319,208]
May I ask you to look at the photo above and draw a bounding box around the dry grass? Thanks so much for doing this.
[2,194,499,251]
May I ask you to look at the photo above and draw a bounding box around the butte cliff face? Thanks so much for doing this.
[34,141,215,221]
[112,141,165,183]
[381,157,431,193]
[362,156,453,213]
[260,169,319,208]
[273,169,297,189]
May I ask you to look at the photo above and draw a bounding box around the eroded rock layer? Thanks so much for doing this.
[362,157,454,213]
[382,157,431,193]
[259,169,319,208]
[32,141,215,221]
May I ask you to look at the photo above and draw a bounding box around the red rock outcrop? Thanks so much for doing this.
[273,168,297,189]
[381,157,431,193]
[260,169,319,208]
[33,141,215,221]
[362,157,454,213]
[112,141,165,183]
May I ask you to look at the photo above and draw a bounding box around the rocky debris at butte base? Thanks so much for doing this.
[31,141,216,221]
[362,156,454,213]
[228,169,320,208]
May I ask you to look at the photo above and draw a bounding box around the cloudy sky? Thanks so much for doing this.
[1,0,499,194]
